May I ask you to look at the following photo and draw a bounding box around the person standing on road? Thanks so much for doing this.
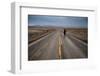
[64,29,66,35]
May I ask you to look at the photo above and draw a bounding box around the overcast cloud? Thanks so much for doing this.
[28,15,88,28]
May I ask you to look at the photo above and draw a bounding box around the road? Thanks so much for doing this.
[28,29,88,60]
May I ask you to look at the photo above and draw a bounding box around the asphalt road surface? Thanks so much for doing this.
[28,29,88,60]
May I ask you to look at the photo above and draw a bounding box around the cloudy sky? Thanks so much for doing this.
[28,15,88,28]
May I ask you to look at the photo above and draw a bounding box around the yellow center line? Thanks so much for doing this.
[58,32,62,59]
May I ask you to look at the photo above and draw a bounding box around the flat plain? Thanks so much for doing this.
[28,26,88,60]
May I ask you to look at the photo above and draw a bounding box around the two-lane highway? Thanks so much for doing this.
[28,29,88,60]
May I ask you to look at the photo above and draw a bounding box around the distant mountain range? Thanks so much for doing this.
[28,25,87,29]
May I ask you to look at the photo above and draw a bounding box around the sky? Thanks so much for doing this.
[28,15,88,28]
